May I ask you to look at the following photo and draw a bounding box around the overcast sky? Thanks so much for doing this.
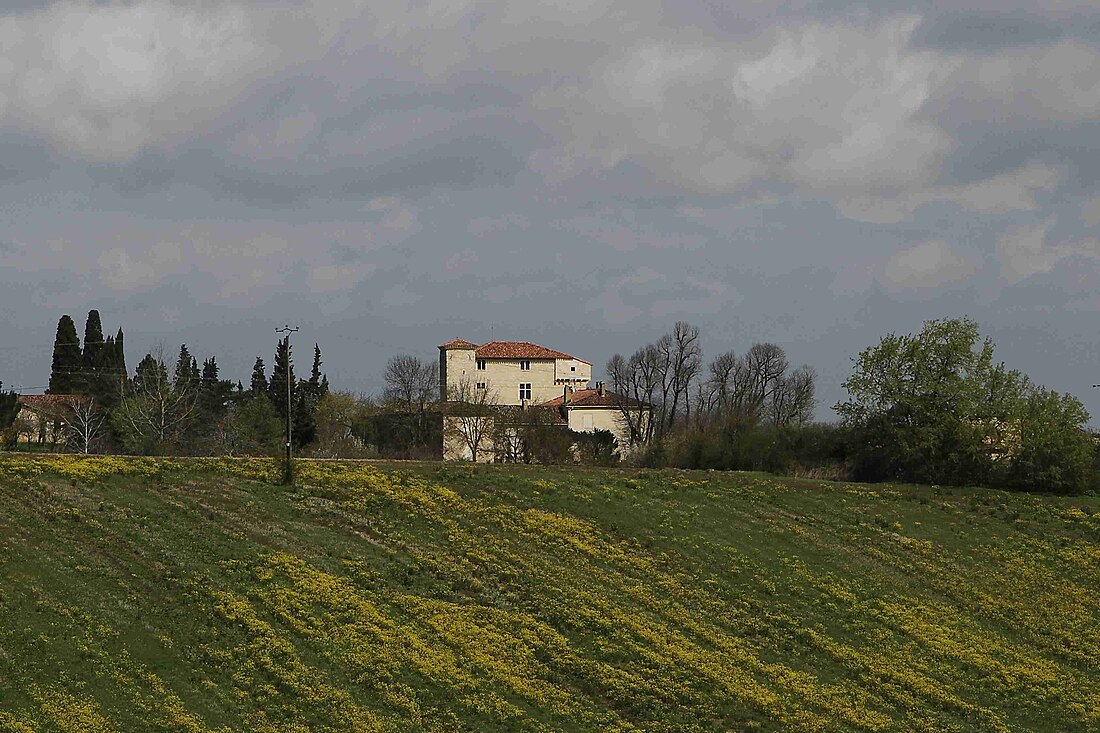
[2,0,1100,421]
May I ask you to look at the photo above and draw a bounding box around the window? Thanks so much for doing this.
[570,366,576,372]
[520,359,530,371]
[476,359,486,370]
[519,383,532,401]
[476,382,486,390]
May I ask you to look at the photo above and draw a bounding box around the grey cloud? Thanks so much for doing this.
[6,0,1100,423]
[995,219,1100,284]
[909,12,1066,51]
[880,240,978,292]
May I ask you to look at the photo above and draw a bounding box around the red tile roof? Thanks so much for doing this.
[541,388,643,408]
[475,341,591,364]
[439,338,477,349]
[17,394,85,411]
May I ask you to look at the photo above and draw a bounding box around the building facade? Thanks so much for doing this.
[439,339,592,406]
[14,394,78,445]
[541,384,642,444]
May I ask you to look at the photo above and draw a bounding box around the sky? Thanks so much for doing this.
[2,0,1100,422]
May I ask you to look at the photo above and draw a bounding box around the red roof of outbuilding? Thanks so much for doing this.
[475,341,591,364]
[540,388,643,408]
[17,394,85,410]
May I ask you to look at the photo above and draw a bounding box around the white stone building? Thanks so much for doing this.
[439,339,592,406]
[439,338,645,461]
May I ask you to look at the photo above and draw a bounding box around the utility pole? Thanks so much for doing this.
[276,325,299,483]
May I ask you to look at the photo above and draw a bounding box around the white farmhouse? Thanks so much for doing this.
[439,339,592,405]
[438,338,644,461]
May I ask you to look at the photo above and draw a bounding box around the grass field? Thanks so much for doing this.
[0,455,1098,732]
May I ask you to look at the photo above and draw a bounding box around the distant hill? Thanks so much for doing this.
[0,456,1097,732]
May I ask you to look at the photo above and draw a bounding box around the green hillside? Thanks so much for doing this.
[0,456,1098,732]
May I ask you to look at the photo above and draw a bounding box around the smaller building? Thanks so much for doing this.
[541,382,645,450]
[14,394,80,445]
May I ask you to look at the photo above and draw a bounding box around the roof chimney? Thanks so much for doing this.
[597,381,606,398]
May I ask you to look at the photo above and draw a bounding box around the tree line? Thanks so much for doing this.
[2,311,331,456]
[3,311,1095,494]
[612,318,1096,496]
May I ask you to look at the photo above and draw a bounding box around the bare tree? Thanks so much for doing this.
[666,321,702,427]
[384,355,438,411]
[693,351,736,424]
[63,396,106,454]
[607,349,661,445]
[384,354,439,444]
[609,322,701,443]
[741,343,788,414]
[490,406,527,463]
[442,378,497,462]
[114,352,199,451]
[769,365,817,427]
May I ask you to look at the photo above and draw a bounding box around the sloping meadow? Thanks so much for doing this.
[0,456,1098,732]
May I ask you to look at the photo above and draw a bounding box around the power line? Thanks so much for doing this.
[0,340,121,350]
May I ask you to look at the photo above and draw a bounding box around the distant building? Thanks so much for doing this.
[14,394,81,445]
[439,339,592,406]
[541,383,645,443]
[438,339,645,461]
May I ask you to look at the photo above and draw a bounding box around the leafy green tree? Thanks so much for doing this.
[311,391,371,458]
[223,394,283,456]
[573,429,619,466]
[1004,389,1093,495]
[837,318,996,484]
[48,315,82,394]
[837,317,1092,493]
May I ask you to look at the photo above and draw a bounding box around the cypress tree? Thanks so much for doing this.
[196,356,232,447]
[293,388,317,448]
[114,328,127,385]
[250,357,267,395]
[88,335,123,410]
[268,337,295,422]
[48,315,82,394]
[309,344,323,394]
[293,343,327,450]
[201,357,219,385]
[82,310,105,371]
[174,345,197,393]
